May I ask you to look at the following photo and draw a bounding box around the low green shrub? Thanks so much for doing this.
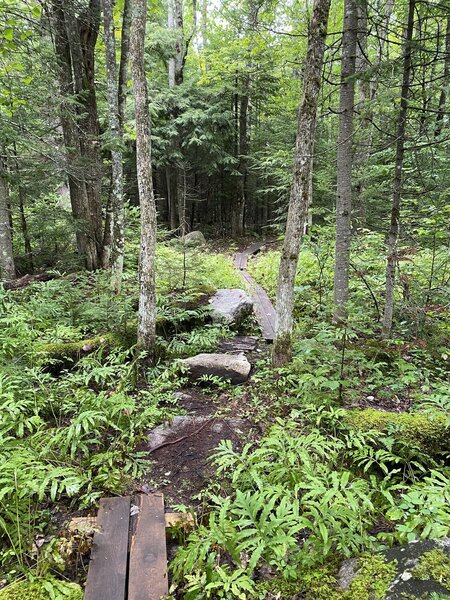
[0,576,82,600]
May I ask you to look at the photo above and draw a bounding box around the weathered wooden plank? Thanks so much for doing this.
[69,510,193,533]
[84,496,130,600]
[234,252,247,270]
[241,271,276,341]
[128,493,169,600]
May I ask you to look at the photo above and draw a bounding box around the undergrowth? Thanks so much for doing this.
[0,243,238,590]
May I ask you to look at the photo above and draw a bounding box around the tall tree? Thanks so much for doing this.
[435,15,450,138]
[118,0,132,127]
[167,0,197,234]
[131,0,157,361]
[273,0,331,367]
[103,0,125,293]
[382,0,416,338]
[0,154,15,281]
[333,0,358,323]
[51,0,103,270]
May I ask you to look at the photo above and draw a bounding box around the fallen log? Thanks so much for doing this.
[3,273,54,291]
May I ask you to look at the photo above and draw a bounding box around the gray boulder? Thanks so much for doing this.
[338,538,450,599]
[182,230,206,246]
[209,289,253,325]
[180,352,251,384]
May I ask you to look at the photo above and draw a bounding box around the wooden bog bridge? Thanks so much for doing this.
[234,240,277,342]
[84,242,276,598]
[84,494,177,600]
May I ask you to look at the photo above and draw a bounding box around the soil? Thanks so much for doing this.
[141,389,259,508]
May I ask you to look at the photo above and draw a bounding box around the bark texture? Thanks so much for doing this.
[0,154,15,281]
[51,0,103,270]
[118,0,132,127]
[103,0,125,293]
[333,0,358,323]
[435,15,450,138]
[131,0,157,360]
[272,0,331,367]
[382,0,416,338]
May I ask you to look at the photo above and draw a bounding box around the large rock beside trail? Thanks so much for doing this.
[180,353,251,384]
[338,538,450,599]
[182,230,206,246]
[209,289,253,325]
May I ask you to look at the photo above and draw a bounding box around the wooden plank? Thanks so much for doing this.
[128,493,169,600]
[84,496,130,600]
[234,252,247,270]
[241,271,276,342]
[69,511,193,532]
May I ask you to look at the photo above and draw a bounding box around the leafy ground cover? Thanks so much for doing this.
[0,242,238,597]
[0,230,449,599]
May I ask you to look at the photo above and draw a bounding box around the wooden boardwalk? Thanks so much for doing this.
[234,241,277,342]
[84,494,169,600]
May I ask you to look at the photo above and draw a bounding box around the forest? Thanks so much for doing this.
[0,0,449,598]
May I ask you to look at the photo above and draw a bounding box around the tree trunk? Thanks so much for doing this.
[354,0,394,227]
[51,0,97,270]
[272,0,331,367]
[103,0,125,293]
[233,91,249,236]
[12,143,33,273]
[118,0,132,127]
[382,0,415,338]
[435,15,450,138]
[333,0,358,324]
[0,154,15,281]
[51,0,103,270]
[131,0,157,361]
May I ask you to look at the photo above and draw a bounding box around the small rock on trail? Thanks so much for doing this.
[180,352,251,384]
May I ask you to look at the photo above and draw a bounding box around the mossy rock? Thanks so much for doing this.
[343,409,449,452]
[362,340,402,364]
[0,577,82,600]
[257,554,396,600]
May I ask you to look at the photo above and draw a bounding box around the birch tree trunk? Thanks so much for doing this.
[103,0,125,293]
[272,0,331,367]
[333,0,358,324]
[232,90,249,236]
[0,154,15,281]
[382,0,416,338]
[131,0,157,361]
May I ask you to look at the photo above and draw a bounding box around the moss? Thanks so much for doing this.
[272,333,293,367]
[257,554,396,600]
[38,332,124,366]
[344,554,397,600]
[411,549,450,591]
[0,577,83,600]
[344,408,449,452]
[256,562,341,600]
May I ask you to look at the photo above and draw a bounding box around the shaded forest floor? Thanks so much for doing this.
[1,232,449,599]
